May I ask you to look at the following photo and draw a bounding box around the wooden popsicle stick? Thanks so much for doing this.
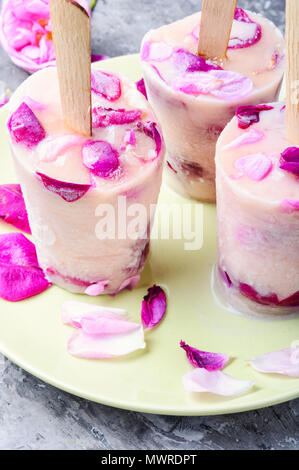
[50,0,92,136]
[198,0,237,60]
[286,0,299,145]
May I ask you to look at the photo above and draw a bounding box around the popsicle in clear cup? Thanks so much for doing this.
[7,67,164,295]
[141,8,285,201]
[215,103,299,316]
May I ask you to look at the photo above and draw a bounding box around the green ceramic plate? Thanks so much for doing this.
[0,55,298,416]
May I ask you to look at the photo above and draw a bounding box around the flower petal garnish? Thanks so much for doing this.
[180,341,229,371]
[91,70,121,101]
[85,280,109,296]
[82,140,120,178]
[249,348,299,377]
[36,172,91,202]
[92,107,142,128]
[141,285,167,329]
[62,300,128,328]
[183,369,254,396]
[234,153,273,181]
[222,129,264,150]
[0,184,31,233]
[8,102,46,148]
[136,78,148,100]
[280,200,299,213]
[279,147,299,177]
[0,233,50,301]
[236,105,274,129]
[39,134,85,162]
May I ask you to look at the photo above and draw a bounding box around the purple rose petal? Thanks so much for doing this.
[173,48,221,73]
[137,121,162,158]
[236,105,274,129]
[0,184,31,233]
[0,233,50,302]
[36,172,91,202]
[279,147,299,177]
[136,78,148,100]
[7,102,46,148]
[82,140,120,178]
[141,285,167,329]
[92,107,142,128]
[180,341,229,371]
[91,54,108,63]
[91,70,121,101]
[228,8,262,49]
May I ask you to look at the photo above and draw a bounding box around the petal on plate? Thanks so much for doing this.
[80,317,140,336]
[249,348,299,377]
[67,324,145,359]
[62,300,128,327]
[141,285,167,329]
[0,184,31,233]
[180,341,229,371]
[183,369,254,396]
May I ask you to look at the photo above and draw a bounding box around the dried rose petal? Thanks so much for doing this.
[183,369,254,396]
[228,8,262,49]
[234,153,273,181]
[91,70,121,101]
[36,172,91,202]
[62,300,128,327]
[249,348,299,377]
[136,78,148,100]
[222,129,264,150]
[0,184,31,233]
[92,107,142,128]
[8,102,46,148]
[85,280,109,296]
[236,105,274,129]
[279,147,299,177]
[82,140,120,178]
[180,341,229,371]
[137,121,162,158]
[141,285,167,329]
[0,233,50,301]
[141,41,173,62]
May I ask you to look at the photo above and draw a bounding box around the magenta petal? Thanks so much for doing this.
[280,200,299,213]
[36,172,91,202]
[0,184,31,233]
[82,140,120,178]
[180,341,229,371]
[91,70,121,101]
[141,285,167,329]
[136,78,148,100]
[250,348,299,377]
[234,153,273,181]
[0,233,50,302]
[173,49,221,73]
[92,107,142,128]
[7,102,46,148]
[236,105,274,129]
[279,147,299,177]
[137,121,162,158]
[228,8,262,49]
[183,369,254,396]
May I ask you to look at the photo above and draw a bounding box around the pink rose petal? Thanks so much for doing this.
[82,140,120,178]
[234,153,273,181]
[180,341,229,371]
[80,317,140,336]
[141,41,173,62]
[8,102,46,148]
[236,105,274,129]
[39,134,85,162]
[91,70,121,101]
[173,49,221,73]
[141,285,167,330]
[67,325,145,359]
[249,348,299,377]
[136,78,148,100]
[114,275,141,295]
[183,369,254,396]
[136,121,162,159]
[280,200,299,213]
[92,107,142,128]
[279,147,299,177]
[36,172,91,202]
[228,8,262,49]
[62,300,128,328]
[0,233,50,302]
[222,129,264,150]
[0,184,31,233]
[85,280,109,296]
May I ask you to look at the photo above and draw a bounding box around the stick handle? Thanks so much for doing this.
[50,0,92,136]
[286,0,299,145]
[198,0,237,60]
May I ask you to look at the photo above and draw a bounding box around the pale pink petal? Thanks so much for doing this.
[80,317,140,336]
[85,280,109,296]
[249,348,299,377]
[67,325,145,359]
[183,369,254,396]
[62,300,128,327]
[39,135,85,162]
[115,275,141,294]
[280,200,299,213]
[234,153,273,181]
[223,129,264,150]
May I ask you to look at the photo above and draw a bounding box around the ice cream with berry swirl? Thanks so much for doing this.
[215,103,299,316]
[141,8,285,201]
[7,67,164,295]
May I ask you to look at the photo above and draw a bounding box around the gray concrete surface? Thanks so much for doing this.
[0,0,298,451]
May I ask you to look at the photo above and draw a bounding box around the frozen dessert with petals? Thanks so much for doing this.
[215,103,299,316]
[7,66,164,295]
[141,8,285,201]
